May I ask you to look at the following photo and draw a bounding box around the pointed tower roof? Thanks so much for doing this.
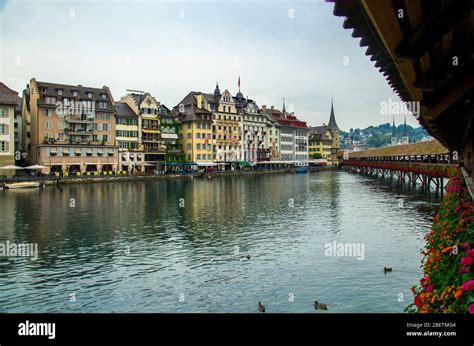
[327,97,339,130]
[402,115,408,137]
[214,80,221,97]
[392,116,397,137]
[282,97,286,115]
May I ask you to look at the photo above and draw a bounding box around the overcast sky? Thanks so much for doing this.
[0,0,419,130]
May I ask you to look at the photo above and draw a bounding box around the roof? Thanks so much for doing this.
[0,82,19,105]
[310,126,329,135]
[174,91,213,123]
[34,80,115,112]
[261,107,308,129]
[327,99,339,130]
[15,97,22,113]
[331,0,474,152]
[349,139,448,158]
[115,102,137,118]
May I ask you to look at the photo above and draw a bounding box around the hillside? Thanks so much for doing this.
[340,123,430,148]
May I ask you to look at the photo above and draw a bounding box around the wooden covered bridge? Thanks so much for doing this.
[332,0,474,194]
[343,139,456,191]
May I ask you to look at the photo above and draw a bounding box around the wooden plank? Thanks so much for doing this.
[361,0,423,101]
[423,74,474,120]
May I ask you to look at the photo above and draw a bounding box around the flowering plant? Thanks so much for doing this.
[406,168,474,313]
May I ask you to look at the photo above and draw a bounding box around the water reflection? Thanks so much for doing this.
[0,171,438,312]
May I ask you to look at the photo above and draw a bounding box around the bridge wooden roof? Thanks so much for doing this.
[349,139,449,159]
[331,0,474,153]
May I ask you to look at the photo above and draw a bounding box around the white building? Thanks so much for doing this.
[0,82,18,176]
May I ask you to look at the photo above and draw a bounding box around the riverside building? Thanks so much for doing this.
[22,78,118,175]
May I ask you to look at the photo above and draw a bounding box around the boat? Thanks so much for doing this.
[4,182,40,189]
[294,162,308,174]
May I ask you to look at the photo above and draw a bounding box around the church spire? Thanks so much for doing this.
[282,97,286,115]
[402,114,409,144]
[214,79,221,98]
[402,115,408,137]
[327,96,339,130]
[392,116,397,137]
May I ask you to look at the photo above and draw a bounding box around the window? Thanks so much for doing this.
[196,133,201,139]
[58,121,65,130]
[0,124,8,134]
[187,143,191,150]
[197,143,201,150]
[187,133,191,139]
[103,124,109,131]
[72,90,79,97]
[187,154,191,161]
[197,154,201,160]
[98,101,108,108]
[86,92,93,98]
[101,94,107,100]
[102,135,108,142]
[45,96,56,104]
[0,141,9,152]
[45,120,52,129]
[57,89,63,95]
[0,107,6,117]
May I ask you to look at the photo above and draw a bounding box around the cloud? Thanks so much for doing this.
[0,0,419,130]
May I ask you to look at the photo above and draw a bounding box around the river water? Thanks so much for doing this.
[0,171,440,312]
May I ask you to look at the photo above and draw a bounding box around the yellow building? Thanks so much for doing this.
[309,99,341,164]
[174,92,213,164]
[308,126,334,160]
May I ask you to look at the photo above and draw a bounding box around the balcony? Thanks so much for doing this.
[65,128,93,136]
[65,115,93,124]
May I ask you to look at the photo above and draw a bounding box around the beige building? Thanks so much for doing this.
[23,78,118,175]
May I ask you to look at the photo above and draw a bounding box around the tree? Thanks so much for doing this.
[312,153,323,159]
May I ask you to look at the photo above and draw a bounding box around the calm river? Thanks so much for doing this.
[0,171,440,312]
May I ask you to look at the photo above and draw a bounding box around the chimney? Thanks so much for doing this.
[271,105,274,110]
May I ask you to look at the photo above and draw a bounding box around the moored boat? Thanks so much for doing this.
[4,182,40,189]
[294,162,308,174]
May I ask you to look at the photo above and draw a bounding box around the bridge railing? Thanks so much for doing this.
[342,160,457,178]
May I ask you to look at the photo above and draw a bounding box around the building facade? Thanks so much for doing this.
[242,100,271,162]
[159,104,184,163]
[209,86,243,162]
[0,82,18,176]
[267,104,308,161]
[175,92,213,164]
[23,78,118,175]
[114,101,140,172]
[120,91,165,171]
[308,126,334,160]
